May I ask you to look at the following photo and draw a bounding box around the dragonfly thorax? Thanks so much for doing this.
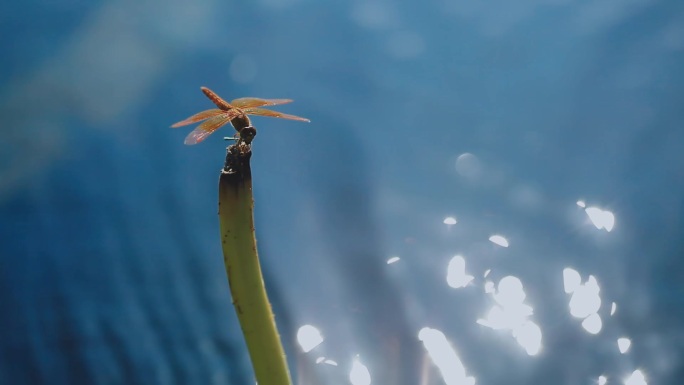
[230,113,252,132]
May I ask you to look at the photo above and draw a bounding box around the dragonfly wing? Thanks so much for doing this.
[171,109,224,128]
[201,87,233,110]
[244,108,310,122]
[183,111,239,145]
[231,97,293,109]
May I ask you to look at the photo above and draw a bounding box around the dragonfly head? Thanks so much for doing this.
[238,126,257,145]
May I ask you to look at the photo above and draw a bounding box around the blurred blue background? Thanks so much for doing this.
[1,0,683,384]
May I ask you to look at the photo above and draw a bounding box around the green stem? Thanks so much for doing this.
[218,144,292,385]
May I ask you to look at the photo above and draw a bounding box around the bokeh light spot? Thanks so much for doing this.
[489,235,509,247]
[568,275,602,318]
[229,54,257,84]
[618,337,631,353]
[585,207,615,232]
[444,216,458,225]
[349,357,371,385]
[477,276,541,355]
[447,255,474,288]
[581,313,603,334]
[455,153,482,178]
[386,256,400,264]
[296,325,323,353]
[418,327,476,385]
[563,268,582,293]
[624,370,647,385]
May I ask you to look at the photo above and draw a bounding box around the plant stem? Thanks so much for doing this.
[218,143,292,385]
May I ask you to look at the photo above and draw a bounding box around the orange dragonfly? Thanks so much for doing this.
[171,87,309,145]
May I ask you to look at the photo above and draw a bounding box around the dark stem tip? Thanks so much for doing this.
[222,143,252,176]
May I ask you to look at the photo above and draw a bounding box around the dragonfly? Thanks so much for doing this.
[171,87,309,145]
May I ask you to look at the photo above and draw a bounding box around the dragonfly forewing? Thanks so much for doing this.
[184,112,238,145]
[171,109,225,128]
[244,107,310,122]
[231,97,293,109]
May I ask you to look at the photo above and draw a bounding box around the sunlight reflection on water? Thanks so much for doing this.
[488,235,509,248]
[576,201,616,231]
[349,357,371,385]
[625,370,647,385]
[477,276,542,355]
[443,216,458,226]
[315,357,338,366]
[418,328,476,385]
[386,255,401,264]
[447,255,474,289]
[296,324,324,353]
[618,337,632,354]
[582,313,603,335]
[585,206,616,232]
[298,191,649,383]
[564,268,603,334]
